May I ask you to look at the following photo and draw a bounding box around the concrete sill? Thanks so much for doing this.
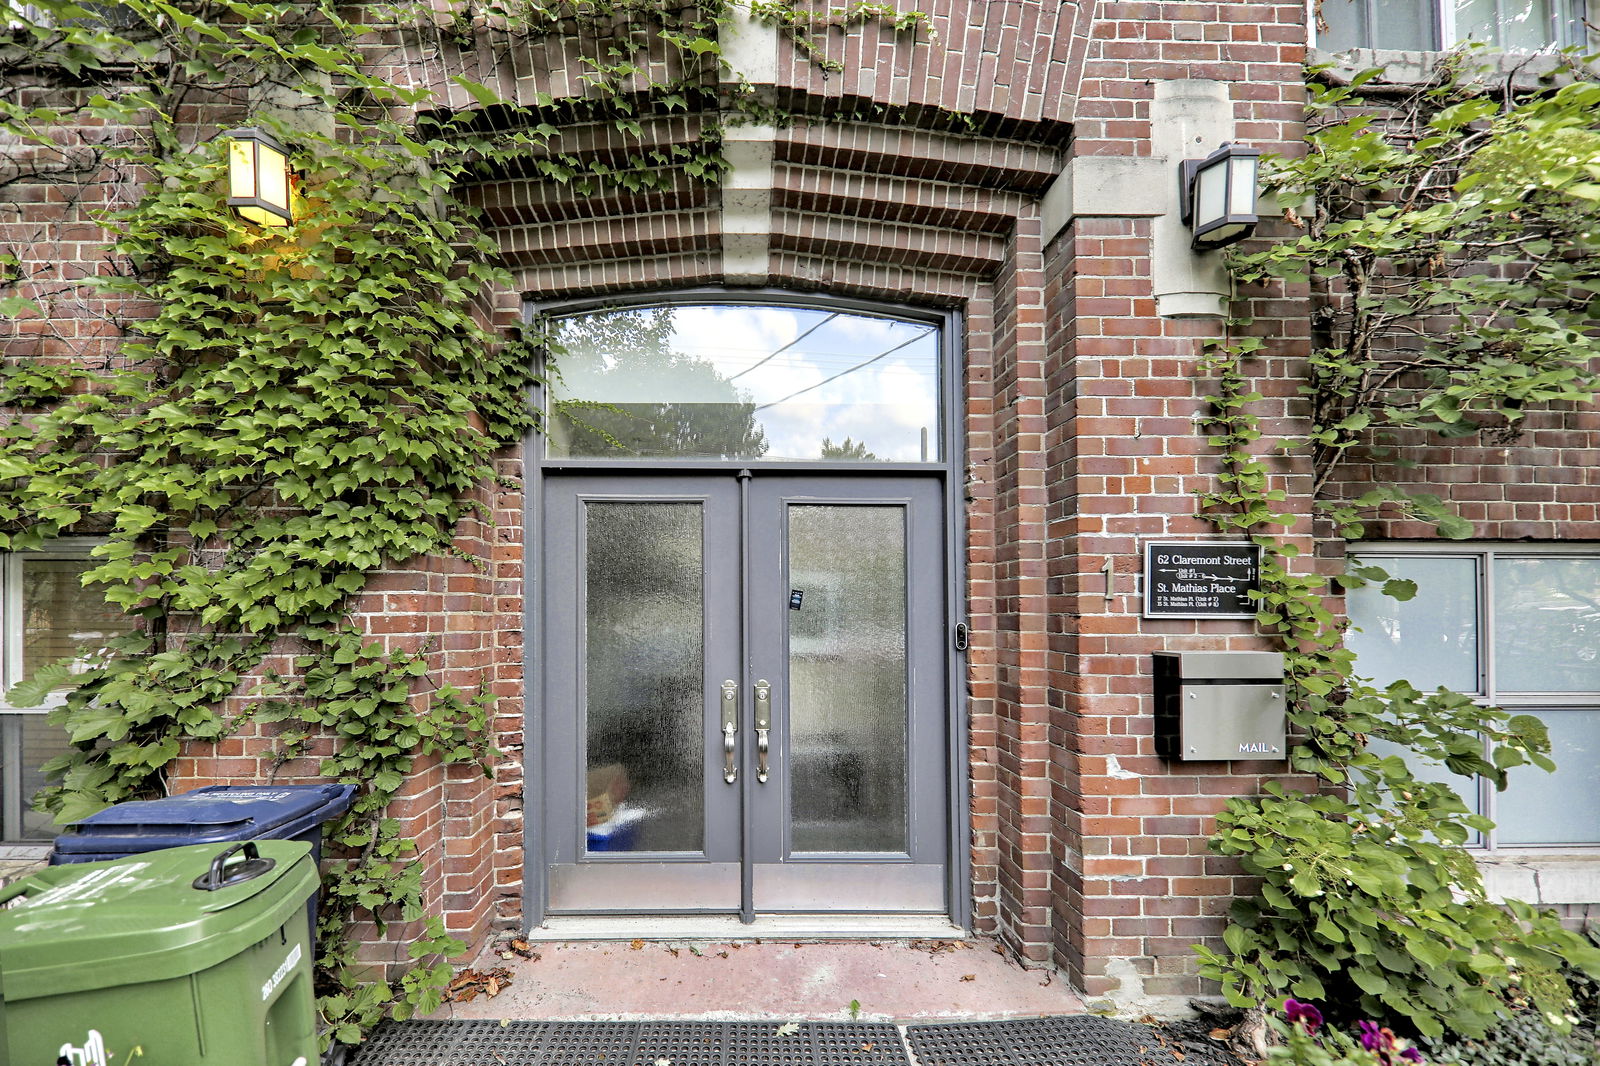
[1478,853,1600,906]
[1308,47,1600,90]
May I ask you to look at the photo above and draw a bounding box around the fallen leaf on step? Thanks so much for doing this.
[631,939,644,950]
[776,1023,801,1037]
[959,974,975,982]
[444,967,513,1003]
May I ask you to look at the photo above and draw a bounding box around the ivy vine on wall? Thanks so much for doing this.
[1196,51,1600,1048]
[0,0,931,1044]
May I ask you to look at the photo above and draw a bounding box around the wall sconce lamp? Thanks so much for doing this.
[1178,143,1261,251]
[223,127,293,227]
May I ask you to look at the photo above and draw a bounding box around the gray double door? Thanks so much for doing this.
[541,473,949,918]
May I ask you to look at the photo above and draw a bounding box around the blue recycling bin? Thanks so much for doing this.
[48,782,357,939]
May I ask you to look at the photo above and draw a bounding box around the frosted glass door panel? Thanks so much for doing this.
[583,502,705,854]
[546,305,940,462]
[787,505,908,853]
[1346,556,1480,693]
[1496,710,1600,845]
[1492,557,1600,693]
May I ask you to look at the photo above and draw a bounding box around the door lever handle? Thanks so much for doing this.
[754,679,772,784]
[721,680,738,784]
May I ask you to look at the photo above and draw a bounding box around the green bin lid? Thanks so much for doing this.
[0,839,318,1001]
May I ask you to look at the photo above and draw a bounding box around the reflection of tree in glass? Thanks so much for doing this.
[551,308,769,459]
[819,436,876,461]
[22,562,125,687]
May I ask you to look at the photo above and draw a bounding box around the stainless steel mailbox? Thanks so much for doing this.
[1153,651,1286,761]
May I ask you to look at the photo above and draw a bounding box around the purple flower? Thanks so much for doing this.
[1399,1049,1425,1064]
[1283,998,1324,1035]
[1358,1020,1385,1051]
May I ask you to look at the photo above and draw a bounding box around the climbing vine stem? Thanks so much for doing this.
[1195,51,1600,1044]
[0,0,936,1045]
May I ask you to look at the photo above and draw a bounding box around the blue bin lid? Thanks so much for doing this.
[50,783,357,857]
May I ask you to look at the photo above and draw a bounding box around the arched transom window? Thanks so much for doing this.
[543,302,942,462]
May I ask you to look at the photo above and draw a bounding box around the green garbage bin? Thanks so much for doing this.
[0,839,320,1066]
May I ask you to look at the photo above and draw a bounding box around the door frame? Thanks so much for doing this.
[521,289,970,932]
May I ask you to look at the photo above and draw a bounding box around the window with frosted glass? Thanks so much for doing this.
[1492,557,1600,694]
[1346,555,1485,833]
[1496,708,1600,845]
[1315,0,1586,50]
[544,304,941,463]
[1345,548,1600,849]
[1316,0,1435,49]
[1345,556,1480,693]
[1454,0,1585,47]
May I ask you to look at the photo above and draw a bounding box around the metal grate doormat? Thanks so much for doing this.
[354,1021,909,1066]
[353,1018,1240,1066]
[904,1016,1240,1066]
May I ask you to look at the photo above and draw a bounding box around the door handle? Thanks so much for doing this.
[721,680,738,784]
[754,679,772,784]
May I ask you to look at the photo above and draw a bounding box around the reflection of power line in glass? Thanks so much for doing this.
[753,329,936,412]
[727,313,840,381]
[729,351,937,369]
[686,345,938,367]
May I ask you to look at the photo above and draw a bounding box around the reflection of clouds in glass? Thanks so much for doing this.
[669,307,938,460]
[553,304,940,461]
[760,405,933,461]
[674,307,937,460]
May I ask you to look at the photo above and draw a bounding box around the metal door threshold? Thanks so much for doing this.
[528,915,965,941]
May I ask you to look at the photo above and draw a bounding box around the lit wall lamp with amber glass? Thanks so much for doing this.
[223,127,294,227]
[1178,143,1260,252]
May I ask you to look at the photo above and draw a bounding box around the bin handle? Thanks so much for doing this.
[193,840,276,891]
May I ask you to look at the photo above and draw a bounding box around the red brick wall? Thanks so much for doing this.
[1324,410,1600,541]
[1038,1,1318,997]
[0,2,1395,1002]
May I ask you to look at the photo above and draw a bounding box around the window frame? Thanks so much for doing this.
[533,290,956,472]
[1349,541,1600,854]
[1310,0,1594,52]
